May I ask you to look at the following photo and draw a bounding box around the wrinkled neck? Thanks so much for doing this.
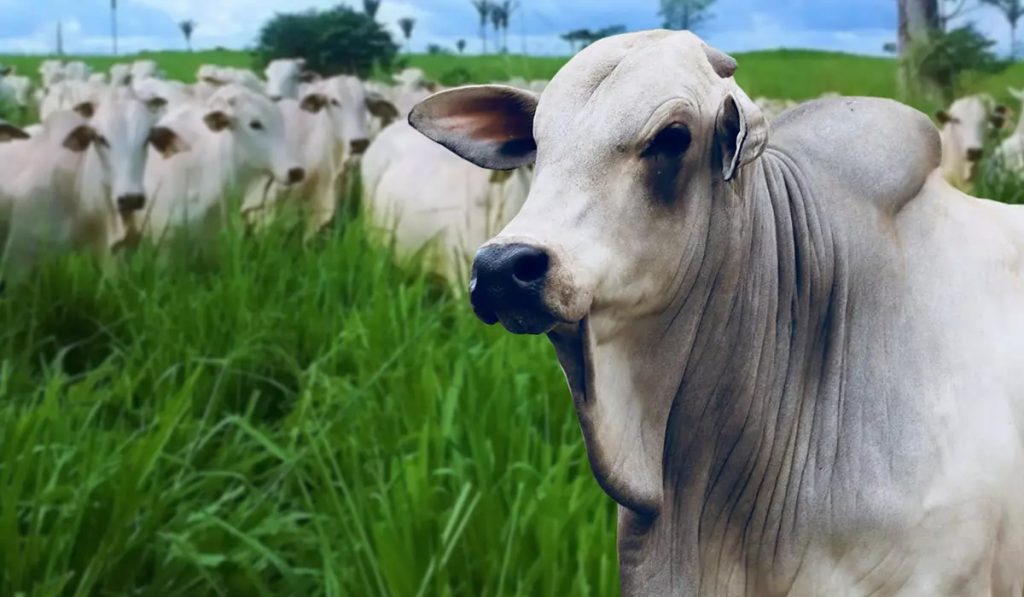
[631,149,851,593]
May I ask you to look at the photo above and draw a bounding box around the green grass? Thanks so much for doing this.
[0,206,617,596]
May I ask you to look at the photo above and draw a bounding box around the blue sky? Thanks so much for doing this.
[0,0,1015,57]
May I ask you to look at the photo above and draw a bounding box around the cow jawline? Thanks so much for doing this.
[546,319,657,515]
[548,319,592,409]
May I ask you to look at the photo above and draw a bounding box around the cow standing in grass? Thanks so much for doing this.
[412,30,1024,596]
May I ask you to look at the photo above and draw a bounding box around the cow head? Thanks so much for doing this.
[87,95,161,215]
[937,95,1006,184]
[410,30,769,511]
[412,31,765,335]
[317,76,397,157]
[207,85,305,187]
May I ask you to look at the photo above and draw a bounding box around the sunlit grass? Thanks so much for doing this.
[0,205,617,596]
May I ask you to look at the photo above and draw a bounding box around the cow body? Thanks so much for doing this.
[365,121,530,281]
[410,30,1024,595]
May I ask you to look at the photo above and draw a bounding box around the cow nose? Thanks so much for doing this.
[116,193,145,212]
[470,243,556,335]
[350,139,370,155]
[287,167,306,184]
[967,148,984,162]
[270,95,282,102]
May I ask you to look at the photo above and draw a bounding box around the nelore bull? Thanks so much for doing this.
[410,30,1024,596]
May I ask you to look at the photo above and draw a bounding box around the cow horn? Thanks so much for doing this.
[702,44,737,79]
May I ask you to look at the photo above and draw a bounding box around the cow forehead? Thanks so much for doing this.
[535,30,722,151]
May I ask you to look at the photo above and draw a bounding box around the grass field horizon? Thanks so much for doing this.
[4,47,1024,109]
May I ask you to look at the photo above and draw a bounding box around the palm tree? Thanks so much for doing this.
[981,0,1024,56]
[179,20,196,52]
[110,0,118,55]
[398,17,416,54]
[364,0,382,19]
[456,39,467,54]
[470,0,491,54]
[499,1,518,55]
[490,5,506,53]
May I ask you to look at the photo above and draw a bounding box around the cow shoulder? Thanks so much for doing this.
[769,97,940,215]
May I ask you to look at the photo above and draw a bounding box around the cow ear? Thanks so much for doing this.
[148,126,190,158]
[298,70,321,84]
[409,85,538,170]
[63,124,98,152]
[300,93,329,113]
[0,122,29,142]
[715,90,768,182]
[204,110,233,132]
[935,110,952,125]
[0,66,11,77]
[73,101,95,119]
[366,93,399,123]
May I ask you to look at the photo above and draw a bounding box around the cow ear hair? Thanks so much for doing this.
[409,85,537,171]
[715,90,768,182]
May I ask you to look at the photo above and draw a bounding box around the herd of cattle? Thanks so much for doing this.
[0,56,1022,283]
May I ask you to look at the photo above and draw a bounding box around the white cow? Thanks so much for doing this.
[110,63,133,87]
[63,61,91,82]
[937,94,1004,187]
[77,91,163,248]
[39,60,65,87]
[133,78,192,110]
[131,60,163,82]
[195,65,263,101]
[363,120,530,281]
[39,80,105,120]
[412,30,1024,595]
[0,111,111,281]
[141,85,305,240]
[994,87,1024,173]
[264,58,311,101]
[0,71,33,117]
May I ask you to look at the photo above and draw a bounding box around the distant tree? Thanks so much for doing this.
[255,6,399,79]
[490,5,506,52]
[179,20,196,52]
[456,38,467,54]
[561,29,590,53]
[398,17,416,53]
[905,23,1005,103]
[111,0,118,55]
[497,1,519,54]
[980,0,1024,56]
[659,0,715,32]
[427,44,451,55]
[470,0,492,54]
[364,0,382,19]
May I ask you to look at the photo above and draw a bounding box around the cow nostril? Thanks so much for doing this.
[512,250,549,285]
[967,148,984,162]
[117,194,145,212]
[350,139,370,155]
[287,167,305,184]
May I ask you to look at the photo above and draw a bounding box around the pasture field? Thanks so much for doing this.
[5,48,1024,107]
[2,46,1024,596]
[0,203,618,596]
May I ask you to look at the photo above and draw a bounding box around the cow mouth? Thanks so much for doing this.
[547,318,594,409]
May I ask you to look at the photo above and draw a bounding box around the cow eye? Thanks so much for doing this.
[330,98,341,107]
[250,120,264,131]
[643,123,691,158]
